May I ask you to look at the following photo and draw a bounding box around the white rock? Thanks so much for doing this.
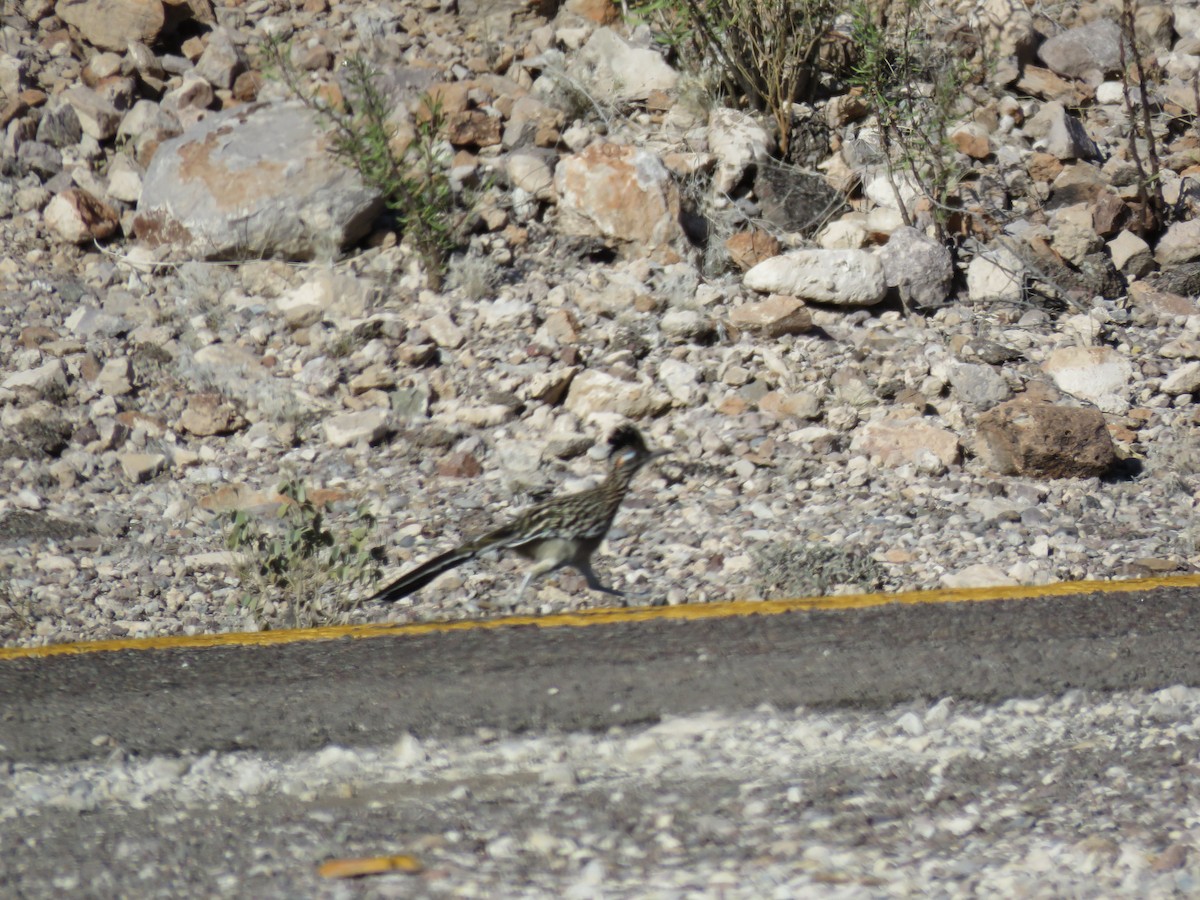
[966,245,1026,303]
[275,285,326,328]
[850,415,960,472]
[941,814,979,837]
[1050,205,1102,265]
[14,489,43,510]
[117,98,175,143]
[61,85,121,141]
[744,249,886,306]
[3,359,67,393]
[119,452,166,483]
[707,108,771,194]
[494,438,543,475]
[946,362,1011,409]
[1107,230,1153,276]
[941,563,1018,589]
[658,358,701,405]
[660,308,708,340]
[37,554,77,574]
[1095,80,1125,104]
[0,52,25,100]
[572,28,678,102]
[322,408,391,447]
[43,189,117,244]
[480,298,533,326]
[564,369,672,418]
[450,404,519,427]
[1158,337,1200,360]
[818,215,868,249]
[880,226,954,308]
[105,155,144,204]
[391,732,426,766]
[865,205,905,236]
[1026,101,1099,160]
[65,306,127,338]
[971,0,1037,60]
[1161,361,1200,395]
[1041,346,1134,413]
[864,171,921,211]
[1155,217,1200,266]
[424,313,465,349]
[506,152,556,200]
[191,344,270,383]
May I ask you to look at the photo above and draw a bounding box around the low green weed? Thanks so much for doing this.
[225,480,382,629]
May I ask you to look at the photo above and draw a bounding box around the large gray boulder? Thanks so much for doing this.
[134,101,383,261]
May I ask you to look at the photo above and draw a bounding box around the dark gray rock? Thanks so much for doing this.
[36,103,82,148]
[754,159,849,235]
[17,140,62,178]
[879,226,954,308]
[1037,19,1125,79]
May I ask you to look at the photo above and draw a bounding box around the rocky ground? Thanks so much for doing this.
[7,687,1200,896]
[4,0,1200,646]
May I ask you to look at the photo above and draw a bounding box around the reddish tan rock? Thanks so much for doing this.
[564,0,618,23]
[554,142,683,259]
[348,364,396,395]
[120,452,165,483]
[446,110,501,147]
[716,393,749,416]
[198,484,349,514]
[541,308,580,343]
[437,451,484,478]
[758,391,821,419]
[44,188,118,243]
[56,0,161,50]
[1090,189,1126,236]
[974,398,1116,478]
[1026,151,1064,183]
[178,393,246,437]
[950,123,991,159]
[425,81,481,117]
[728,295,812,336]
[725,230,781,271]
[1016,65,1084,102]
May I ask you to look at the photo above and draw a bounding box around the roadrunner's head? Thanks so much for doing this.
[607,425,667,475]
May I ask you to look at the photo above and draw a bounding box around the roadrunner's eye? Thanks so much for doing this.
[616,448,638,466]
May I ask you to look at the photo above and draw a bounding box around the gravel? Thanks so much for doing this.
[6,686,1200,896]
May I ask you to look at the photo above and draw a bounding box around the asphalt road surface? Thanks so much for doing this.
[5,585,1200,898]
[3,585,1198,764]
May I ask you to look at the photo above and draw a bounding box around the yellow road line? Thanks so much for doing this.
[4,573,1199,661]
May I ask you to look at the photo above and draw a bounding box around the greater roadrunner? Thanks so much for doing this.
[369,426,666,604]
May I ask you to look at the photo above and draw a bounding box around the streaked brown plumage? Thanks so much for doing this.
[369,426,666,604]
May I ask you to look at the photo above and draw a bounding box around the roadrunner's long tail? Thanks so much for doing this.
[368,545,480,604]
